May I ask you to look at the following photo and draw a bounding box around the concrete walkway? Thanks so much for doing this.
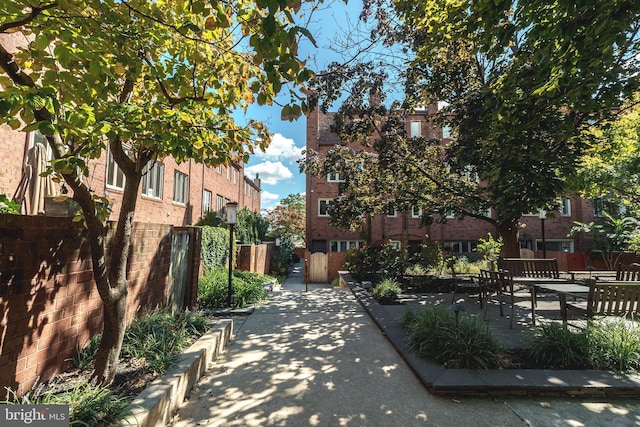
[170,262,640,426]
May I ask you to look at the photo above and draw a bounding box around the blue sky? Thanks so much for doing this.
[241,0,365,211]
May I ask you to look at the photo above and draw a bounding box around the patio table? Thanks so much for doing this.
[508,277,574,325]
[530,282,590,325]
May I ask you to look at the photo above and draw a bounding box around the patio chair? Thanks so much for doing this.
[478,269,516,328]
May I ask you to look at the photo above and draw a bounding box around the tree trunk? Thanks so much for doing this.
[66,161,142,385]
[497,219,520,258]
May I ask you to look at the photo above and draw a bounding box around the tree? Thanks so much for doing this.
[0,0,313,385]
[265,193,305,245]
[306,0,640,256]
[570,212,640,270]
[236,207,269,244]
[569,94,640,215]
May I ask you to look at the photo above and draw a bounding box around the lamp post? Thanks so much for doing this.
[226,201,238,308]
[538,209,547,258]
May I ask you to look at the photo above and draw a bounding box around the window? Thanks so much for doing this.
[410,121,421,137]
[142,161,164,199]
[442,124,452,139]
[203,190,212,213]
[386,201,397,217]
[536,240,574,253]
[318,199,331,217]
[330,240,365,252]
[216,165,222,174]
[592,197,619,217]
[561,196,571,216]
[327,172,343,182]
[443,241,478,253]
[411,205,422,218]
[227,166,231,180]
[173,171,188,204]
[216,194,224,213]
[387,241,401,250]
[106,148,125,190]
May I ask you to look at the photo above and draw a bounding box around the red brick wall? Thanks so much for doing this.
[236,243,276,275]
[0,215,199,395]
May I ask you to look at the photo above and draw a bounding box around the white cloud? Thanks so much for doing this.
[261,191,280,209]
[245,161,293,185]
[256,133,304,163]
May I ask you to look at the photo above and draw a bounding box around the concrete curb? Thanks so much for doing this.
[115,319,233,427]
[349,282,640,397]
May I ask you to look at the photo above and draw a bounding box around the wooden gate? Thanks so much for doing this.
[167,230,191,313]
[309,252,328,283]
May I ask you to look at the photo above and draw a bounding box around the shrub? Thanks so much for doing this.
[371,278,401,302]
[198,266,271,309]
[121,309,213,374]
[345,242,408,281]
[588,318,640,371]
[401,306,508,369]
[527,322,592,369]
[73,334,101,370]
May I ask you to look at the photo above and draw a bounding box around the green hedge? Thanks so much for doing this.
[200,226,234,271]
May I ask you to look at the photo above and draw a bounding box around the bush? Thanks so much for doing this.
[7,309,211,426]
[121,309,213,374]
[371,278,401,302]
[527,322,591,369]
[527,318,640,371]
[198,267,271,309]
[345,242,408,281]
[401,306,508,369]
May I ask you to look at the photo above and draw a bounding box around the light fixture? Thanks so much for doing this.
[226,201,238,307]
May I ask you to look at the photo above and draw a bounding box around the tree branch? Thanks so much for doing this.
[0,2,58,33]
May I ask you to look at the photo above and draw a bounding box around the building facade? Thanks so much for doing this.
[0,125,261,225]
[306,103,603,259]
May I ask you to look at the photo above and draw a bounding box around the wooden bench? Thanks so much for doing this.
[616,263,640,281]
[561,281,640,325]
[497,258,561,279]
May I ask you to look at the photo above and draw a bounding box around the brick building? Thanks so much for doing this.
[306,103,604,260]
[0,124,261,225]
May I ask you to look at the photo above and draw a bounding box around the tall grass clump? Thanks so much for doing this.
[401,306,508,369]
[4,379,130,426]
[121,309,212,374]
[527,318,640,371]
[371,278,402,302]
[198,266,271,309]
[527,322,591,369]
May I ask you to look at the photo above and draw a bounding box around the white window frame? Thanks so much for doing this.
[327,172,344,182]
[216,194,224,214]
[410,121,421,138]
[411,206,422,218]
[330,240,365,252]
[142,161,164,199]
[173,170,188,204]
[202,190,212,213]
[442,123,452,139]
[106,148,126,190]
[536,239,574,253]
[561,196,571,217]
[386,201,397,218]
[318,199,331,217]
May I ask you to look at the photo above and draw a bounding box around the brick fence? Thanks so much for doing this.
[0,215,200,395]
